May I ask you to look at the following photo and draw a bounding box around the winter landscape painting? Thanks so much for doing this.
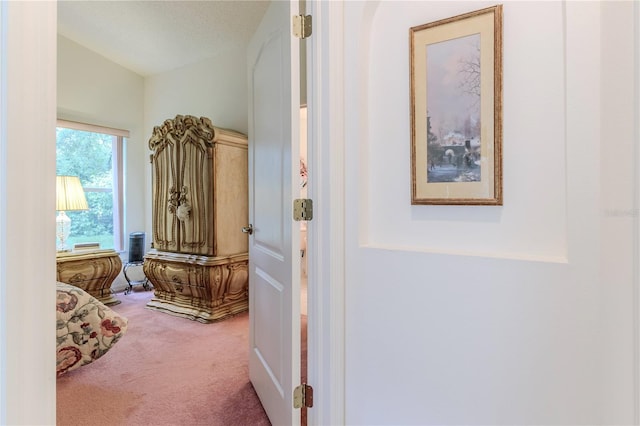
[410,5,503,205]
[426,33,482,184]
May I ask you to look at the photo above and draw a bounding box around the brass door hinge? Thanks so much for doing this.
[293,383,314,408]
[293,14,312,39]
[293,199,313,221]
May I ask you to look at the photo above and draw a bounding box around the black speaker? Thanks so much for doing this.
[128,232,145,263]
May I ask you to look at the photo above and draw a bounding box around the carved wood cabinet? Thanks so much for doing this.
[56,249,122,306]
[143,115,249,323]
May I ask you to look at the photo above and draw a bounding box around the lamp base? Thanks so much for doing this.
[56,211,71,252]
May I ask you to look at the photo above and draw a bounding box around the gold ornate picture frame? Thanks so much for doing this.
[410,5,503,205]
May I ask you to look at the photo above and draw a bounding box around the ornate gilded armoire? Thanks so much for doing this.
[143,115,249,323]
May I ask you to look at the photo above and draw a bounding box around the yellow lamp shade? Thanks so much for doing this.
[56,175,88,211]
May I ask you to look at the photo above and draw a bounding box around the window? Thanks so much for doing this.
[56,120,126,251]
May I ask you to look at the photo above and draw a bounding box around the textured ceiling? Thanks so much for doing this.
[58,0,270,77]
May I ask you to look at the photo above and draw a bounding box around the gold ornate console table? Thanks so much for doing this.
[56,249,122,305]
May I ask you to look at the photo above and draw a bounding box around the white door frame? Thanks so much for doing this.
[633,2,640,425]
[0,1,57,424]
[306,1,346,425]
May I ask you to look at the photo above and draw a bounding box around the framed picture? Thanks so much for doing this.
[410,5,503,205]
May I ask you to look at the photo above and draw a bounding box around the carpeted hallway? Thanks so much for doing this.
[56,287,270,426]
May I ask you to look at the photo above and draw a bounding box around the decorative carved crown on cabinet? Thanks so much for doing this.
[143,115,249,323]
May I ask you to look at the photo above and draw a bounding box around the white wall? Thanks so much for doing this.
[344,1,637,424]
[57,35,145,288]
[144,50,249,134]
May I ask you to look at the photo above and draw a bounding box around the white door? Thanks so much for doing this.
[247,1,301,425]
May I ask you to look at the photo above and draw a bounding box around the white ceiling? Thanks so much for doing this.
[57,0,271,77]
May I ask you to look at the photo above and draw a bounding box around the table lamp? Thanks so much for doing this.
[56,175,89,252]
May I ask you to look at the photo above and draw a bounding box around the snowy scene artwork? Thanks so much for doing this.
[410,5,503,205]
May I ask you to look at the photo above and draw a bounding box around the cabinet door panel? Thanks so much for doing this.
[179,133,213,255]
[150,138,179,251]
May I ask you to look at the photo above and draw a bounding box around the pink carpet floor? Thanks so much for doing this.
[56,288,270,426]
